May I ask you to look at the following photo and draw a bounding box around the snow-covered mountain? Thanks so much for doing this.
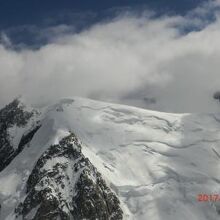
[0,97,220,220]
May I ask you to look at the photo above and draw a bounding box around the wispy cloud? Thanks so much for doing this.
[0,0,220,113]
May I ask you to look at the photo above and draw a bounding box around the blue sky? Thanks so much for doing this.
[0,0,206,27]
[0,0,208,47]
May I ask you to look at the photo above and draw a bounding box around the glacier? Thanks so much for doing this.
[0,97,220,219]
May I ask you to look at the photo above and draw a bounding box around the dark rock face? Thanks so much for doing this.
[15,133,123,220]
[0,99,37,172]
[17,125,41,154]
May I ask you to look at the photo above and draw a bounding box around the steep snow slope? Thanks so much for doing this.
[1,97,220,219]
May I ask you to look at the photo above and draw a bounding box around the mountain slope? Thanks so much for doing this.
[0,97,220,220]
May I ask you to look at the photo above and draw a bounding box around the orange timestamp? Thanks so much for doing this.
[197,194,220,202]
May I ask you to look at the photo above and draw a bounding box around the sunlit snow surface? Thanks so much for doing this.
[1,97,220,219]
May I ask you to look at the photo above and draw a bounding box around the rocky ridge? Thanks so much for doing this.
[0,99,123,220]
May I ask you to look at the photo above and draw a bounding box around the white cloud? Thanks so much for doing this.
[0,1,220,113]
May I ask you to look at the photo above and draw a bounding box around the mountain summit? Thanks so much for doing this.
[0,97,220,220]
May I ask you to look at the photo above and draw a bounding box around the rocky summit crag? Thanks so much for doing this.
[15,133,123,220]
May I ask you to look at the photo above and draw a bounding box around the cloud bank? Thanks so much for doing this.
[1,0,220,113]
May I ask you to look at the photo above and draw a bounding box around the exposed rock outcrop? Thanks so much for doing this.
[0,98,37,172]
[15,133,123,220]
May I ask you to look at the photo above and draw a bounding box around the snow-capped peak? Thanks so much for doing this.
[0,97,220,220]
